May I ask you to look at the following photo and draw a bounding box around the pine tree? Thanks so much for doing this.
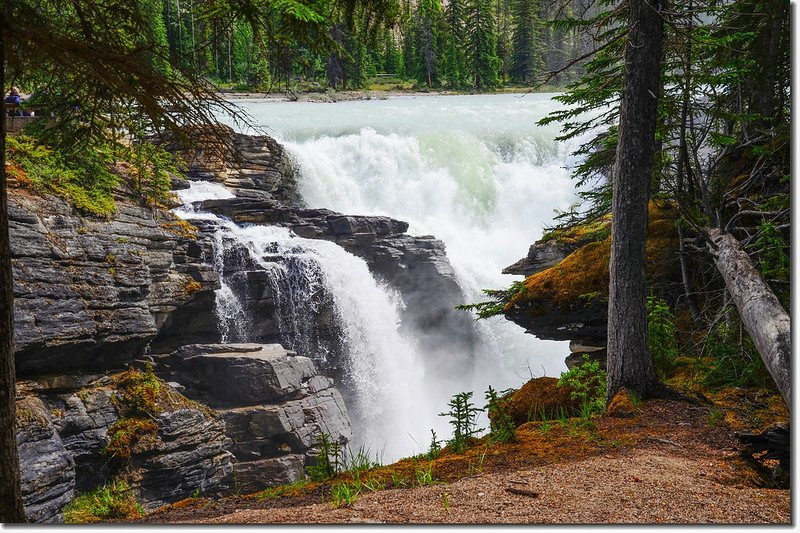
[413,0,442,87]
[509,0,543,83]
[442,0,467,87]
[464,0,501,90]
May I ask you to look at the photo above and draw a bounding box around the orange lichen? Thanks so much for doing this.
[508,202,679,309]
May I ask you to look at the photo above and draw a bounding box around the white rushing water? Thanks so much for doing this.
[225,94,584,383]
[186,94,592,460]
[175,182,440,460]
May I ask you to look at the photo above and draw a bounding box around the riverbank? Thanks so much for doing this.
[218,86,556,103]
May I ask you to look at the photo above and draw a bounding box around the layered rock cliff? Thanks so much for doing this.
[10,124,476,522]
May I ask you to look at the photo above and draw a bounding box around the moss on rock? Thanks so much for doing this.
[507,202,679,310]
[501,377,582,427]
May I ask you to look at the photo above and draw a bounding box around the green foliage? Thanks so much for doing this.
[427,429,442,460]
[509,0,544,83]
[456,281,525,319]
[330,481,359,508]
[415,462,435,486]
[7,135,117,216]
[484,386,517,443]
[647,295,678,379]
[255,480,309,500]
[748,222,789,281]
[557,356,607,417]
[344,445,382,472]
[463,0,501,89]
[7,133,182,215]
[701,322,772,390]
[439,391,484,452]
[413,0,443,87]
[63,480,144,523]
[307,433,344,481]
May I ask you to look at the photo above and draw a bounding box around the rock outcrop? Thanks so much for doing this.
[152,344,351,494]
[502,205,679,367]
[16,370,234,519]
[15,396,75,524]
[173,125,302,206]
[9,190,219,375]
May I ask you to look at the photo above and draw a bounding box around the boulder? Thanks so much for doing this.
[152,343,352,493]
[153,344,318,406]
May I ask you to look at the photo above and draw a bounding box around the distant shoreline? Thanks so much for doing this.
[217,87,557,103]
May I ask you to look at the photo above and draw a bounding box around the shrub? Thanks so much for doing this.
[557,356,607,416]
[63,480,143,523]
[485,386,517,443]
[306,433,343,481]
[701,322,772,390]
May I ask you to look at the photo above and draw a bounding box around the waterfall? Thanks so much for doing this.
[223,94,586,389]
[175,182,441,460]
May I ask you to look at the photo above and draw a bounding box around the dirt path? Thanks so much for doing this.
[141,398,790,525]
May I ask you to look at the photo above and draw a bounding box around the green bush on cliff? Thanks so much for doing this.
[7,134,180,216]
[7,135,117,216]
[63,480,144,523]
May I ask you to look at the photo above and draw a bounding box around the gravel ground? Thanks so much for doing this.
[142,398,790,525]
[164,446,788,525]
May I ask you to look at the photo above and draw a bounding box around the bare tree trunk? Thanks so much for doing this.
[0,25,27,523]
[606,0,665,400]
[707,228,791,408]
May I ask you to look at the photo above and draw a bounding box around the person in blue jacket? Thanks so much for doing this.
[5,87,23,116]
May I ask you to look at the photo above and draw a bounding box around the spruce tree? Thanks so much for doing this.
[464,0,501,90]
[442,0,467,87]
[413,0,442,87]
[509,0,543,84]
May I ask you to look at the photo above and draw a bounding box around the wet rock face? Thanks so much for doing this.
[174,125,302,206]
[152,343,352,493]
[8,191,220,376]
[187,195,480,381]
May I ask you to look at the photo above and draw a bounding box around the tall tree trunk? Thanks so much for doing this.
[606,0,664,400]
[707,228,791,408]
[0,26,27,523]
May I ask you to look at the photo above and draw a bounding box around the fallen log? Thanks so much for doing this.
[707,228,791,408]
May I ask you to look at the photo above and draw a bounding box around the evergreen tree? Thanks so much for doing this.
[464,0,501,90]
[413,0,442,87]
[442,0,467,87]
[509,0,543,83]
